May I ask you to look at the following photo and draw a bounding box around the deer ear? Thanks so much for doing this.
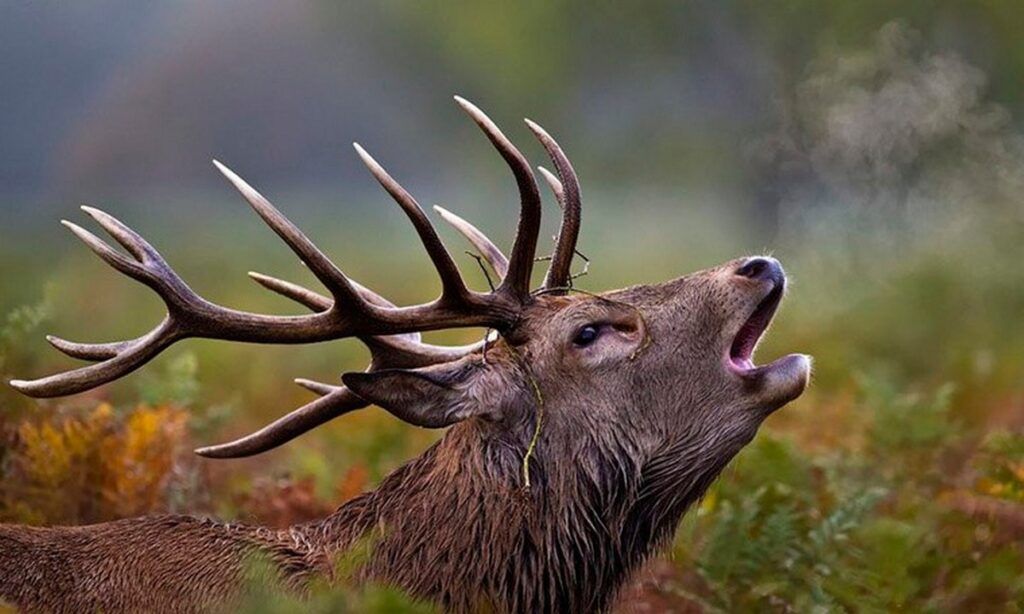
[342,360,497,428]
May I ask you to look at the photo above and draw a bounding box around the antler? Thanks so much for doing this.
[433,206,509,279]
[525,119,582,291]
[199,117,584,458]
[12,99,587,458]
[435,117,583,291]
[10,98,540,400]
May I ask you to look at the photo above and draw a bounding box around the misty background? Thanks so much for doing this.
[5,1,1024,226]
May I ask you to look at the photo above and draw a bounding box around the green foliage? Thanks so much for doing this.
[863,377,956,451]
[133,351,235,442]
[137,353,201,408]
[235,540,437,614]
[237,577,436,614]
[678,370,1024,611]
[0,295,52,348]
[686,438,887,611]
[974,431,1024,503]
[0,287,52,378]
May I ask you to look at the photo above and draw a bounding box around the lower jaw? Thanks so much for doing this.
[756,354,813,410]
[728,352,809,377]
[725,353,813,415]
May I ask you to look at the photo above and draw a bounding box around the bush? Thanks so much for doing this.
[673,377,1024,611]
[0,403,195,525]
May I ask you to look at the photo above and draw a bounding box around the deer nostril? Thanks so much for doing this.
[735,257,781,282]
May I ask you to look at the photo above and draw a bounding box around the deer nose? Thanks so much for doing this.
[735,257,784,284]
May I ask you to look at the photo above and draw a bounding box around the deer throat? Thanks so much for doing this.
[306,433,673,613]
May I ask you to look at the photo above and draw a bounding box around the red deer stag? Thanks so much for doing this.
[0,97,810,613]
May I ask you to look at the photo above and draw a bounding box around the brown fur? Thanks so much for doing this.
[0,259,809,613]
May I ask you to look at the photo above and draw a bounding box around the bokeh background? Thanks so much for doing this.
[2,2,1023,611]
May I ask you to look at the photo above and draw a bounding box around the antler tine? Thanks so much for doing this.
[80,205,162,263]
[454,96,541,301]
[351,144,470,305]
[294,378,340,396]
[59,220,156,287]
[248,271,333,312]
[46,335,130,361]
[433,205,510,279]
[537,167,564,206]
[195,385,361,458]
[250,270,413,312]
[524,119,582,291]
[10,316,180,397]
[213,160,370,312]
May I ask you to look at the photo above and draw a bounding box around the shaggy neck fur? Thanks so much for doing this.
[297,410,754,613]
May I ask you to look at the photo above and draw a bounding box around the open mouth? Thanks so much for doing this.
[728,281,784,373]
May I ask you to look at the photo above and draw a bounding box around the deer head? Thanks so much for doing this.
[8,96,810,611]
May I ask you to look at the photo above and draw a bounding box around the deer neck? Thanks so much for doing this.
[300,419,705,612]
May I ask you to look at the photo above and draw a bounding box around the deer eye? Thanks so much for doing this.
[573,324,601,347]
